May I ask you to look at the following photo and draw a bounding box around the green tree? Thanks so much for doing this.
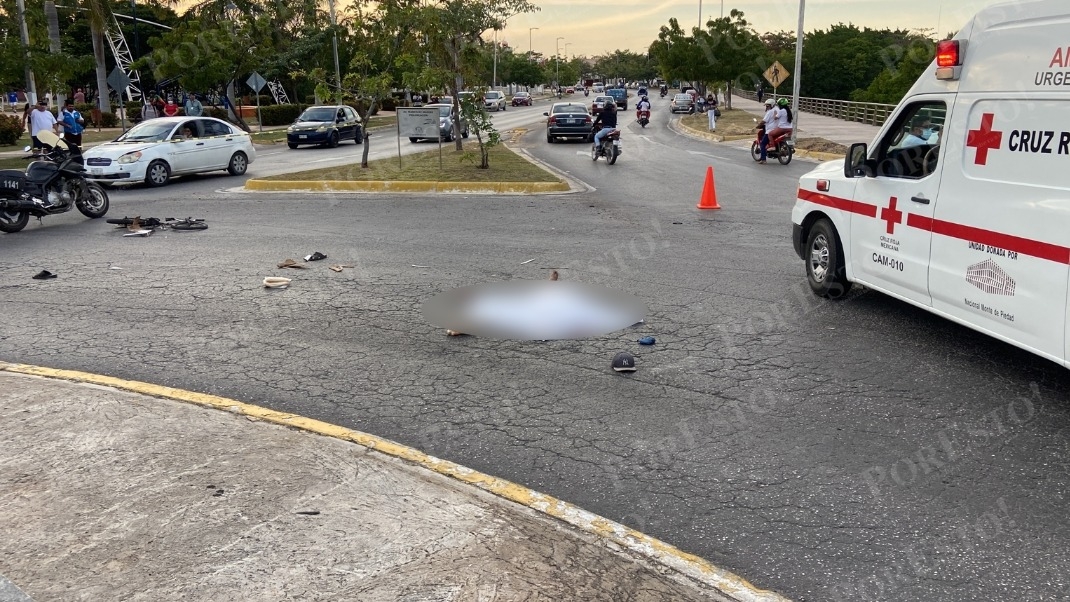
[418,0,538,150]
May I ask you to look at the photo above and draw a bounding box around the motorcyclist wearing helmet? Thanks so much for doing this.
[758,98,777,164]
[592,99,618,157]
[767,97,794,153]
[635,95,651,121]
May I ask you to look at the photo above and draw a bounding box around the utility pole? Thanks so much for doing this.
[529,27,538,58]
[492,28,498,89]
[16,0,37,103]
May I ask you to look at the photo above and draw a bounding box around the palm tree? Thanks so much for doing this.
[83,0,111,113]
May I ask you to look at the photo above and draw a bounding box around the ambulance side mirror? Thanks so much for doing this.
[845,143,874,178]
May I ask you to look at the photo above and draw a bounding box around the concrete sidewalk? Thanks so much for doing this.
[0,366,788,602]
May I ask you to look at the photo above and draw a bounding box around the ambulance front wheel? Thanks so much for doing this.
[806,219,852,299]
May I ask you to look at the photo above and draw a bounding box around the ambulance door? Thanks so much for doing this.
[929,96,1069,363]
[850,98,950,307]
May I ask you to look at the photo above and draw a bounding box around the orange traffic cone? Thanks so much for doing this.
[696,166,721,210]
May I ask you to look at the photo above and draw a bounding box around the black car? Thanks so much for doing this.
[545,102,593,143]
[287,105,363,149]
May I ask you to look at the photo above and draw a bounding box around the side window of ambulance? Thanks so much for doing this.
[874,101,947,179]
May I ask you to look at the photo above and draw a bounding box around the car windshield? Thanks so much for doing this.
[596,97,614,104]
[436,106,453,118]
[486,92,502,99]
[115,121,174,142]
[674,94,691,101]
[298,108,337,122]
[515,92,529,97]
[553,105,586,115]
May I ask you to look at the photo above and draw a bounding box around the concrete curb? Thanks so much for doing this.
[0,361,790,602]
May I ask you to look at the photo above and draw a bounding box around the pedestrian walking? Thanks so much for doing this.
[755,83,764,104]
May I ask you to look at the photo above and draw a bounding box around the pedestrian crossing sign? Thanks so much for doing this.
[764,61,790,88]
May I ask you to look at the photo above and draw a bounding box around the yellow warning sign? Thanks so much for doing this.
[764,61,790,88]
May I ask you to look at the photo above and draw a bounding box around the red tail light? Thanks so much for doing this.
[548,116,557,124]
[936,40,961,67]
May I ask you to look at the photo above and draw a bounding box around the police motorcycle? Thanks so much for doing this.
[0,130,109,233]
[590,124,621,165]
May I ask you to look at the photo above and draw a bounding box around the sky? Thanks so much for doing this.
[500,0,994,58]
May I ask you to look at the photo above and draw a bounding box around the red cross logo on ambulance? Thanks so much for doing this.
[966,113,1003,166]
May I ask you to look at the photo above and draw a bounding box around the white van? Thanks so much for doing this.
[791,0,1070,367]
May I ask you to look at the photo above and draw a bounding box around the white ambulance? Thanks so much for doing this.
[791,0,1070,367]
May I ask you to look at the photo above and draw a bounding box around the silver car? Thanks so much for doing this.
[483,91,507,112]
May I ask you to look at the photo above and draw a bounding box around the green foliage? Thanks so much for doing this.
[460,88,500,169]
[851,41,935,104]
[256,103,308,126]
[0,114,23,145]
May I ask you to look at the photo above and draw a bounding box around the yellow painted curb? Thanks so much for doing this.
[244,179,570,193]
[0,361,790,602]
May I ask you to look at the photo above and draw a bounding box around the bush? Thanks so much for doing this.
[257,104,308,126]
[0,114,23,145]
[126,105,142,122]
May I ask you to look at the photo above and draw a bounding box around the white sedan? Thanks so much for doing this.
[83,116,256,187]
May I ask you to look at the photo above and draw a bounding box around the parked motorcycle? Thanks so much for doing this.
[636,109,650,128]
[0,130,109,233]
[590,125,621,165]
[751,119,794,165]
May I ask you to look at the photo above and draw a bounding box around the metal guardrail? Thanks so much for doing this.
[736,91,897,126]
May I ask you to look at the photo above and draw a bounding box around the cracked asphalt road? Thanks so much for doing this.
[1,103,1068,601]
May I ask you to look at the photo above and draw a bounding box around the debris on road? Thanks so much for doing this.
[638,336,656,345]
[263,277,291,289]
[277,259,308,269]
[32,270,56,280]
[304,252,327,262]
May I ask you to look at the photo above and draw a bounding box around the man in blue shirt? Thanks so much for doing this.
[60,100,85,148]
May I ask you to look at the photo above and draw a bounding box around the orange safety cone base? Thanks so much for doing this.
[697,166,721,210]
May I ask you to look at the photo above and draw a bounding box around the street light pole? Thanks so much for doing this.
[529,27,538,58]
[791,0,805,145]
[493,28,498,89]
[556,36,564,98]
[327,0,342,93]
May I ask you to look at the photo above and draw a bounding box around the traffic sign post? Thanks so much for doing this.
[107,67,131,132]
[246,72,267,133]
[763,61,790,100]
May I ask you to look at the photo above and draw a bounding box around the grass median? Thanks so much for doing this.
[255,142,561,183]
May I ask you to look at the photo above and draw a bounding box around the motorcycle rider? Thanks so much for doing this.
[766,97,794,150]
[635,95,651,121]
[758,98,777,164]
[591,98,618,159]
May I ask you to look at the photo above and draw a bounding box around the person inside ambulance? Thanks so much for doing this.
[900,116,932,148]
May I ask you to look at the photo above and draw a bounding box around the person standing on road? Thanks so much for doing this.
[755,83,764,103]
[29,100,59,155]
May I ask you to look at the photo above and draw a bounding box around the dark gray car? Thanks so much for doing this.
[544,102,593,143]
